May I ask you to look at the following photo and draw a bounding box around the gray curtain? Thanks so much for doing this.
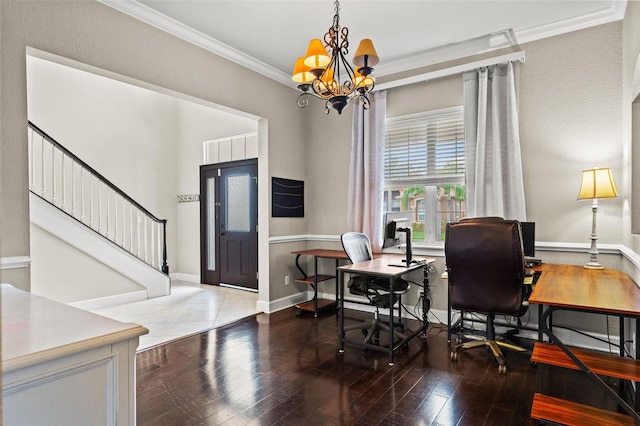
[347,91,387,252]
[463,62,526,220]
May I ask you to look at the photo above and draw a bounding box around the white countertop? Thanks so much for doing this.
[2,284,148,373]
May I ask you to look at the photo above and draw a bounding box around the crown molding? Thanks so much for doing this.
[99,0,626,90]
[376,29,519,77]
[515,0,627,45]
[98,0,294,88]
[376,50,526,92]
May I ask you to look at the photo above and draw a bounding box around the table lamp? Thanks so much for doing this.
[577,167,618,269]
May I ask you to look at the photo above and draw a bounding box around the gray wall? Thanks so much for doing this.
[623,2,640,254]
[0,1,308,305]
[2,0,640,319]
[299,18,633,318]
[26,55,258,279]
[519,22,623,245]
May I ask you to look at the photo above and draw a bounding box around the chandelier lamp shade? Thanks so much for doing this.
[291,0,379,114]
[577,167,618,270]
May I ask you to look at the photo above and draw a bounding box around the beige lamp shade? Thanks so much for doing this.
[353,39,379,67]
[291,57,314,84]
[577,167,618,200]
[303,39,331,69]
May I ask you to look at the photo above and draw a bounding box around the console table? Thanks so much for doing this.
[528,264,640,425]
[2,284,148,425]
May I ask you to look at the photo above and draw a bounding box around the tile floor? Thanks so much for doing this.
[90,280,260,351]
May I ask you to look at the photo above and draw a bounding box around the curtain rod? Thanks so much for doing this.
[376,50,526,91]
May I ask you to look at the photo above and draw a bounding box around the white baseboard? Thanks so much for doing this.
[170,273,200,283]
[69,290,148,310]
[257,291,311,314]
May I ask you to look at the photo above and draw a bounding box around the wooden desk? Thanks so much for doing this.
[337,254,434,366]
[291,249,350,316]
[530,263,640,316]
[528,264,640,424]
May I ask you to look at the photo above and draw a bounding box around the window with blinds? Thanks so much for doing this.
[384,106,465,186]
[383,106,465,244]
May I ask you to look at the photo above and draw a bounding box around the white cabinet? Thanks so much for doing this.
[2,284,148,425]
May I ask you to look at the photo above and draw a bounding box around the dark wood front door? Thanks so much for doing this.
[200,160,258,290]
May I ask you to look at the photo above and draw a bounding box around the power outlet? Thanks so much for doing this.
[285,275,290,286]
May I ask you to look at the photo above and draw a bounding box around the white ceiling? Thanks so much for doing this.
[102,0,627,87]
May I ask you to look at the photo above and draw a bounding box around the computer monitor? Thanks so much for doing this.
[521,221,535,258]
[383,212,414,265]
[383,212,410,248]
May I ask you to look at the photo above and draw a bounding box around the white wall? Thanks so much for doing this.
[30,223,144,303]
[27,56,179,220]
[27,55,258,283]
[300,21,628,317]
[2,0,638,316]
[174,101,257,276]
[1,0,309,306]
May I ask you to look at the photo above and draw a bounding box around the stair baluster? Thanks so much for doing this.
[27,121,169,274]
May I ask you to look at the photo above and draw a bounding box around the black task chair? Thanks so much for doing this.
[444,217,528,374]
[340,232,409,344]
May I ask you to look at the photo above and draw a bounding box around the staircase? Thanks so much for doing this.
[28,122,170,306]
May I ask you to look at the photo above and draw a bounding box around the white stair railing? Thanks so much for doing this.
[28,122,168,274]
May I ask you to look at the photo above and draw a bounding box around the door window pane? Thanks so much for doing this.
[226,174,250,232]
[207,177,216,271]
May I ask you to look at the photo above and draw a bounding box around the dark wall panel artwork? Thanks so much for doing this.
[272,177,304,217]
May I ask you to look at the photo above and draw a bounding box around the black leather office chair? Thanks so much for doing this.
[340,232,409,344]
[444,217,528,374]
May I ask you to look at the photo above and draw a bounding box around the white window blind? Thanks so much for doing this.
[384,106,464,186]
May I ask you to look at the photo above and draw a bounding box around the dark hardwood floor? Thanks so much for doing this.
[136,308,550,425]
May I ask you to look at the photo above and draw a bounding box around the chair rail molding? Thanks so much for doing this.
[270,235,640,268]
[0,256,31,270]
[269,234,339,244]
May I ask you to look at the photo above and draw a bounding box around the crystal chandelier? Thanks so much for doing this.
[291,0,379,114]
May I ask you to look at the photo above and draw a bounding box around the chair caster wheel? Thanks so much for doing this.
[450,351,458,361]
[498,365,507,374]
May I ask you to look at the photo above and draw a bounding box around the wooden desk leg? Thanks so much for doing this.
[338,270,345,354]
